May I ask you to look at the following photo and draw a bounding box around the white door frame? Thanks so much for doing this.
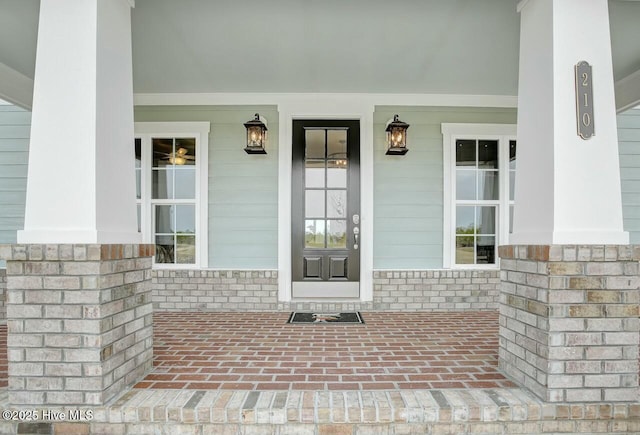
[277,96,374,302]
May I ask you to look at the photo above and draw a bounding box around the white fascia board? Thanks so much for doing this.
[0,62,33,110]
[134,92,518,109]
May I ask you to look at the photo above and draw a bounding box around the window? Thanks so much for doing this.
[442,124,516,268]
[135,122,210,268]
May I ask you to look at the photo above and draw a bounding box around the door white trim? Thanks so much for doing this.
[278,97,374,302]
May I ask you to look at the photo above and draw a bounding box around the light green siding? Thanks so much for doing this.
[134,106,279,269]
[619,108,640,243]
[373,106,517,269]
[0,104,30,248]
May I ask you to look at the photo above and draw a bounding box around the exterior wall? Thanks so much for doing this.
[619,107,640,243]
[0,268,5,320]
[134,105,279,269]
[373,106,517,269]
[152,269,500,311]
[0,103,29,249]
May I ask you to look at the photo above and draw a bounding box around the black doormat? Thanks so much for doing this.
[287,312,364,324]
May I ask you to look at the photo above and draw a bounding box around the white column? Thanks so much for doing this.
[18,0,140,244]
[510,0,628,245]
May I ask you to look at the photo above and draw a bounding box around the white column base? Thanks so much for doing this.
[17,230,142,244]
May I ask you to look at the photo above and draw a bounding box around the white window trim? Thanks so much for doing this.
[135,122,210,269]
[441,123,516,269]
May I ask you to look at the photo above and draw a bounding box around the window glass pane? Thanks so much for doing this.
[155,205,174,234]
[478,140,498,169]
[174,168,196,199]
[176,235,196,264]
[305,160,325,188]
[327,220,347,248]
[455,139,476,166]
[175,138,196,166]
[509,205,514,234]
[476,236,496,264]
[155,235,174,264]
[136,204,141,233]
[476,207,496,234]
[305,190,325,218]
[509,140,517,170]
[305,219,325,248]
[327,130,347,160]
[327,190,347,218]
[456,206,475,234]
[327,160,347,188]
[305,130,325,159]
[176,205,196,234]
[456,236,475,264]
[152,169,174,199]
[478,170,499,200]
[135,139,142,168]
[136,169,141,200]
[509,171,516,201]
[456,170,476,200]
[152,138,173,168]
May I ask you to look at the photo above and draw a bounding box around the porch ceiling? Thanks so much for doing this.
[0,0,639,98]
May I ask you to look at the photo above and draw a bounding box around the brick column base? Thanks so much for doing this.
[0,244,154,406]
[499,245,639,403]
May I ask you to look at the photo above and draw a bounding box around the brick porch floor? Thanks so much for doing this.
[134,311,517,391]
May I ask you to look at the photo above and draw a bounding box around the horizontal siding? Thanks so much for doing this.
[134,105,279,269]
[619,108,640,243]
[0,105,29,251]
[373,106,517,269]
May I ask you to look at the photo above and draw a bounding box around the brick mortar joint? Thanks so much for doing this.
[499,245,640,262]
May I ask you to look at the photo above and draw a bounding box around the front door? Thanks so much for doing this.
[292,120,360,298]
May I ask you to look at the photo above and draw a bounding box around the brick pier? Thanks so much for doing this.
[0,244,154,407]
[499,245,640,403]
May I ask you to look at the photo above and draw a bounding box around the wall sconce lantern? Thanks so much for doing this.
[385,114,409,155]
[244,113,268,154]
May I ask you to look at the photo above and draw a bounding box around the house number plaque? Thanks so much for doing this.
[575,61,594,140]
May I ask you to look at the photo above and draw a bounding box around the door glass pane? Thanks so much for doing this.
[456,170,476,200]
[456,140,476,166]
[478,170,499,200]
[327,190,347,218]
[176,235,196,264]
[152,138,173,168]
[176,205,196,234]
[305,130,325,159]
[305,190,325,218]
[327,160,347,188]
[155,235,174,264]
[476,207,495,234]
[456,206,475,234]
[456,236,475,264]
[476,236,495,264]
[153,169,174,199]
[174,168,196,199]
[478,140,498,169]
[305,219,325,248]
[305,160,325,188]
[327,130,347,160]
[175,138,196,166]
[327,220,347,248]
[155,205,174,233]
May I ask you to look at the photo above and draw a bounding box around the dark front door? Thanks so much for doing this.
[292,120,360,298]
